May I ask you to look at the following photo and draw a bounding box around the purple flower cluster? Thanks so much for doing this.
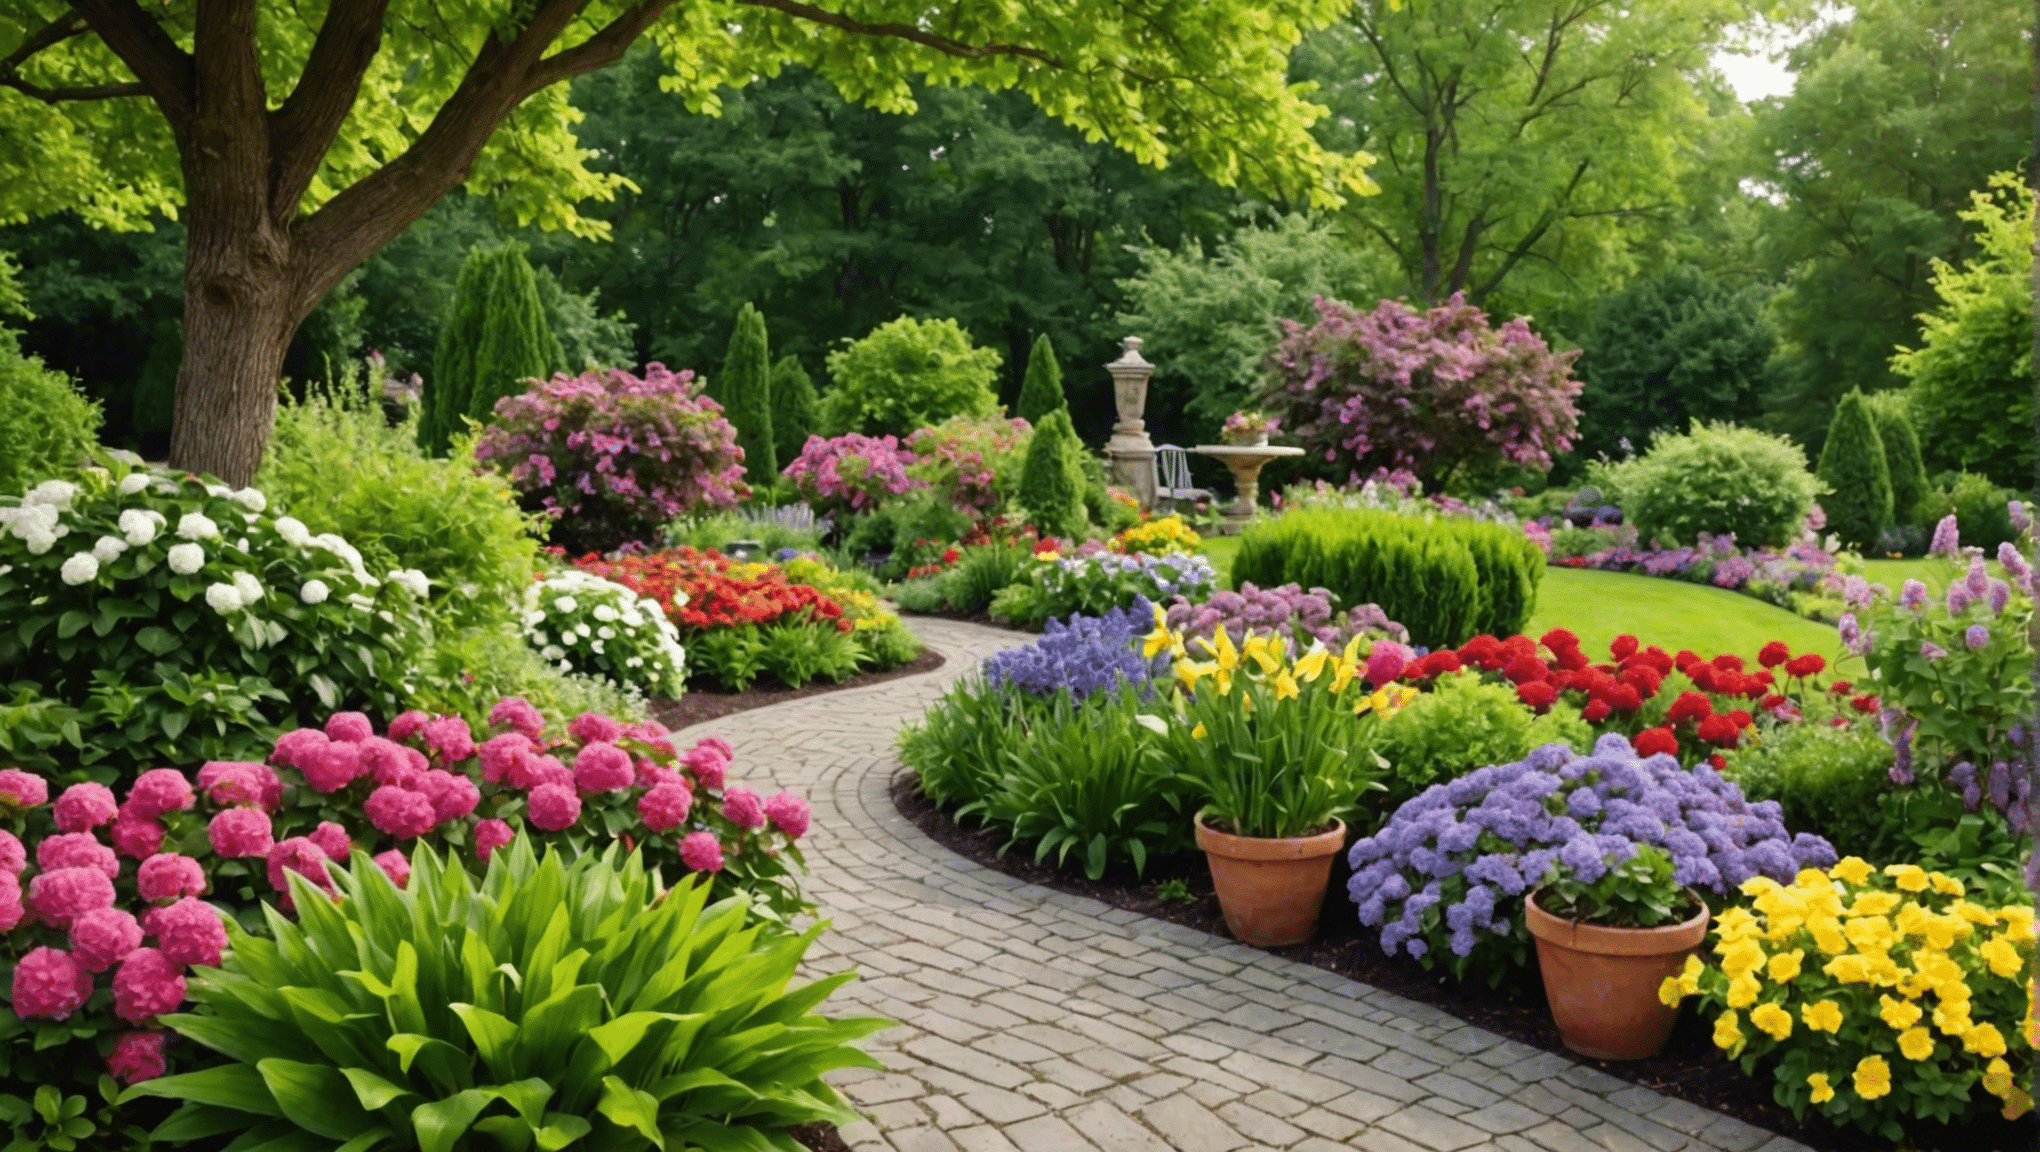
[1347,734,1836,977]
[1536,523,1838,607]
[781,433,924,519]
[1163,582,1408,653]
[982,599,1159,699]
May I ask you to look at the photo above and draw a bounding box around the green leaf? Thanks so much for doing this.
[533,1114,591,1152]
[135,626,179,655]
[340,1068,416,1112]
[55,610,90,640]
[597,1077,664,1151]
[448,1004,519,1082]
[120,1065,282,1116]
[410,1091,497,1152]
[256,1060,377,1140]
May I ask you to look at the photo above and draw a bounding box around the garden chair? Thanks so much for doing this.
[1154,444,1208,511]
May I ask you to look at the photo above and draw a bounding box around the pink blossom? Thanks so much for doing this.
[108,1031,168,1084]
[152,898,228,968]
[137,854,207,902]
[638,782,693,832]
[373,850,412,889]
[422,717,476,764]
[684,745,729,791]
[572,742,635,794]
[0,768,49,810]
[0,872,23,931]
[69,907,144,972]
[1364,642,1410,688]
[207,808,274,858]
[298,739,364,792]
[764,792,811,839]
[474,819,515,861]
[488,697,545,741]
[307,822,352,861]
[0,829,23,873]
[526,783,581,831]
[418,770,481,823]
[126,769,194,820]
[359,737,427,788]
[29,866,116,927]
[113,948,185,1024]
[478,733,535,784]
[324,711,375,743]
[694,735,734,760]
[387,710,433,743]
[265,838,336,900]
[678,832,724,873]
[38,832,119,878]
[721,786,767,831]
[364,786,437,839]
[53,783,119,832]
[511,753,573,792]
[271,727,329,771]
[197,761,281,809]
[111,816,165,860]
[12,947,94,1020]
[569,712,625,745]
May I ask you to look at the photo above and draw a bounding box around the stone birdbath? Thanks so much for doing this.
[1192,444,1304,535]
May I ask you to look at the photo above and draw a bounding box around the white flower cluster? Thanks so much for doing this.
[521,568,687,697]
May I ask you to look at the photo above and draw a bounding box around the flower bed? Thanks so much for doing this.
[988,547,1216,630]
[522,566,689,697]
[1528,518,1846,619]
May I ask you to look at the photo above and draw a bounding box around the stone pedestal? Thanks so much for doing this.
[1193,444,1305,535]
[1103,337,1158,509]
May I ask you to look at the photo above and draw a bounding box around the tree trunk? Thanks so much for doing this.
[167,265,298,487]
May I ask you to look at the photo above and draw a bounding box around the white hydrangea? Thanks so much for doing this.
[176,512,221,540]
[541,644,565,661]
[626,656,644,668]
[522,609,546,627]
[346,592,375,610]
[117,473,151,496]
[59,552,100,585]
[167,543,205,575]
[273,516,313,548]
[592,604,619,623]
[575,622,592,638]
[90,535,127,564]
[232,571,265,604]
[597,626,615,640]
[389,569,431,598]
[231,487,267,512]
[204,583,244,614]
[5,502,59,539]
[205,484,232,498]
[24,480,77,510]
[300,579,331,605]
[551,595,579,615]
[118,509,163,546]
[20,525,57,555]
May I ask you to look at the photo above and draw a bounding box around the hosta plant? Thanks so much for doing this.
[522,568,688,699]
[127,841,888,1152]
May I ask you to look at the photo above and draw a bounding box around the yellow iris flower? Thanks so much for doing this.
[1242,632,1283,675]
[1273,670,1300,701]
[1292,646,1330,683]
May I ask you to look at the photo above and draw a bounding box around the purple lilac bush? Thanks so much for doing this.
[982,598,1160,699]
[781,433,923,520]
[1163,581,1408,653]
[1347,734,1837,983]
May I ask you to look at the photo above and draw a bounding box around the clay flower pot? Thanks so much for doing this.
[1524,888,1710,1060]
[1194,815,1346,947]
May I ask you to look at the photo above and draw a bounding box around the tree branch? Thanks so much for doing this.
[1468,157,1590,301]
[269,0,395,224]
[525,0,679,93]
[732,0,1063,67]
[0,75,146,101]
[65,0,196,128]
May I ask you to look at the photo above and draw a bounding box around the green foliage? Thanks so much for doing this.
[0,330,100,497]
[1920,472,2020,553]
[1014,334,1066,423]
[945,543,1034,615]
[1722,717,1901,862]
[1161,671,1382,840]
[1590,423,1822,549]
[132,318,180,448]
[820,316,1001,437]
[841,491,975,575]
[713,303,777,480]
[409,621,648,736]
[423,246,567,455]
[258,374,544,631]
[1016,409,1087,539]
[531,265,635,373]
[1862,392,1929,527]
[1815,390,1892,551]
[898,676,1026,808]
[1363,673,1541,807]
[687,621,861,691]
[423,249,491,455]
[667,512,825,556]
[769,356,821,470]
[990,551,1215,632]
[1891,173,2034,490]
[129,842,886,1152]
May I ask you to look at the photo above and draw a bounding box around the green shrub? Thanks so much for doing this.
[667,511,825,556]
[1017,409,1087,539]
[840,491,975,573]
[1363,673,1540,807]
[899,675,1027,808]
[129,842,885,1152]
[1015,333,1067,423]
[1721,718,1899,861]
[1921,471,2020,552]
[946,543,1032,614]
[1863,391,1929,526]
[1590,422,1822,548]
[859,618,925,666]
[0,331,100,497]
[1456,520,1545,638]
[410,621,648,735]
[1815,389,1892,550]
[769,355,821,469]
[687,621,864,691]
[889,574,950,614]
[712,302,776,479]
[423,244,566,454]
[820,316,1001,437]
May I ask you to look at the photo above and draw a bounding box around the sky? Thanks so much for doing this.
[1713,47,1797,103]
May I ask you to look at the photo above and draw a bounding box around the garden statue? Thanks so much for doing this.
[1103,337,1158,508]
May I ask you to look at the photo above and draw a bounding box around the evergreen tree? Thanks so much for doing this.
[422,247,495,454]
[711,303,776,479]
[1864,392,1929,527]
[1816,390,1893,550]
[1018,408,1087,537]
[469,243,566,429]
[771,355,820,468]
[1015,333,1067,424]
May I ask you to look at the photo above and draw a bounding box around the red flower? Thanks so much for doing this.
[1607,684,1643,713]
[1830,717,1851,728]
[1503,655,1549,685]
[1634,727,1679,758]
[1759,694,1788,712]
[1516,681,1558,711]
[1550,646,1590,672]
[1667,691,1713,725]
[1618,666,1662,699]
[1687,664,1717,692]
[1609,634,1640,661]
[1728,709,1754,730]
[1708,754,1728,770]
[1851,695,1878,714]
[1712,653,1745,673]
[1785,654,1827,679]
[1582,698,1612,723]
[1673,650,1702,672]
[1758,641,1791,669]
[1828,680,1853,695]
[1539,628,1581,654]
[1457,635,1502,667]
[1696,714,1740,747]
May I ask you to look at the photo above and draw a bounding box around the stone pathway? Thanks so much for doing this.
[670,617,1814,1152]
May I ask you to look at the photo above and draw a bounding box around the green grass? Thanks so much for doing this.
[1860,556,1986,593]
[1200,534,1241,588]
[1529,567,1845,664]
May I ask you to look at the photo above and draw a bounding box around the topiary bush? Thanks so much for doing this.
[820,316,1001,437]
[711,302,776,479]
[0,331,101,498]
[423,244,567,455]
[1816,390,1892,551]
[1864,391,1929,527]
[1591,422,1822,549]
[769,354,819,472]
[1017,409,1087,539]
[1015,333,1067,424]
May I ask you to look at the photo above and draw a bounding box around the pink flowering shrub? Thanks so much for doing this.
[475,364,749,554]
[1265,293,1583,490]
[782,432,924,520]
[905,415,1033,514]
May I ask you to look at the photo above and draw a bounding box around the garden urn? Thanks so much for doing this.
[1194,815,1346,947]
[1524,888,1710,1060]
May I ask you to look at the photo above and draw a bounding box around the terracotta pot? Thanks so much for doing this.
[1194,815,1346,947]
[1524,889,1710,1061]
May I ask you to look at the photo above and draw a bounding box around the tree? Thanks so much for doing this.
[1816,390,1893,551]
[0,0,1370,487]
[1017,407,1086,538]
[769,354,819,469]
[422,244,565,453]
[423,249,493,455]
[1014,333,1065,424]
[1863,391,1930,527]
[713,302,776,479]
[820,316,1002,437]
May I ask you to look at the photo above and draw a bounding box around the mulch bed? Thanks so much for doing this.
[892,775,2033,1152]
[649,648,946,731]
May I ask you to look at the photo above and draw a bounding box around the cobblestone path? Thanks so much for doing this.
[670,617,1813,1152]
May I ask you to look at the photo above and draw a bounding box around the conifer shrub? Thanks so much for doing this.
[1015,333,1067,423]
[1816,390,1893,551]
[770,354,820,468]
[712,302,776,479]
[1864,391,1929,526]
[1017,409,1087,538]
[422,245,566,453]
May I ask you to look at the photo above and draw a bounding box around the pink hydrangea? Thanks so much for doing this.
[624,721,677,759]
[197,761,281,810]
[764,792,811,839]
[307,822,352,861]
[208,808,274,858]
[364,786,437,839]
[418,770,481,823]
[108,1031,168,1084]
[0,872,23,931]
[474,818,515,861]
[70,907,144,973]
[637,760,681,788]
[271,726,330,770]
[374,850,412,889]
[37,831,120,878]
[137,854,207,902]
[0,768,49,810]
[684,745,729,791]
[265,838,336,900]
[387,709,433,743]
[511,754,573,792]
[720,786,767,831]
[488,697,545,741]
[126,769,194,820]
[360,737,427,788]
[422,716,476,764]
[0,829,23,873]
[12,947,93,1020]
[695,735,734,760]
[572,742,634,794]
[478,733,534,784]
[29,866,116,927]
[678,832,724,873]
[53,782,119,832]
[568,712,624,745]
[324,711,375,743]
[152,898,228,968]
[526,783,581,831]
[300,739,364,793]
[111,814,165,860]
[113,948,185,1024]
[638,782,693,832]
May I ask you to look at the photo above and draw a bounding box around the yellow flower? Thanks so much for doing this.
[1980,935,2024,979]
[1726,974,1762,1009]
[1719,939,1766,978]
[1829,857,1874,886]
[1843,915,1895,952]
[1848,892,1900,918]
[1983,1057,2017,1099]
[1766,949,1804,983]
[1292,646,1330,683]
[1801,1000,1844,1033]
[1807,1073,1835,1104]
[1676,953,1704,995]
[1998,904,2035,943]
[1795,867,1830,887]
[1883,863,1929,892]
[1963,1023,2007,1058]
[1176,659,1216,694]
[1658,976,1686,1008]
[1740,876,1780,898]
[1877,995,1923,1031]
[1712,1010,1744,1055]
[1897,1027,1935,1061]
[1209,625,1240,672]
[1750,1003,1793,1041]
[1852,1055,1892,1100]
[1340,632,1366,666]
[1242,632,1283,675]
[2006,1089,2035,1122]
[1034,548,1060,562]
[1272,670,1300,701]
[1329,657,1357,694]
[1190,722,1207,740]
[1928,871,1964,897]
[1951,899,1998,927]
[1823,953,1871,984]
[1920,914,1969,952]
[1894,902,1930,939]
[1932,998,1974,1038]
[1809,916,1849,955]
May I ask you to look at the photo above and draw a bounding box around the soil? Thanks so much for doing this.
[792,1122,853,1152]
[648,648,946,731]
[892,774,2035,1152]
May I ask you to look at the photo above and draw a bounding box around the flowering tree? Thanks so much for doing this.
[1262,293,1582,489]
